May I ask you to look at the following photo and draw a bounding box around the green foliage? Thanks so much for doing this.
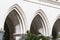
[25,31,50,40]
[56,34,60,38]
[42,36,50,40]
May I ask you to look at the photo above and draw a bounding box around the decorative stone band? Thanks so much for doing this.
[13,33,26,40]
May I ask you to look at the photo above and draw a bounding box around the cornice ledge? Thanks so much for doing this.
[24,0,60,9]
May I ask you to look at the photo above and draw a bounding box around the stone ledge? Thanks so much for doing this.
[13,33,26,36]
[24,0,60,9]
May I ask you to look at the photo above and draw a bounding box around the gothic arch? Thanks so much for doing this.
[30,9,49,36]
[52,14,60,39]
[3,4,27,40]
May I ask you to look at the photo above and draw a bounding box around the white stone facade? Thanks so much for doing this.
[0,0,60,40]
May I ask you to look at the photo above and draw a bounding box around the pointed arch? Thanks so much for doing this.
[52,14,60,39]
[30,9,49,36]
[3,4,27,40]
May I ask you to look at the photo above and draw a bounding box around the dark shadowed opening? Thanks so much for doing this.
[52,19,60,39]
[3,9,20,40]
[30,15,44,35]
[4,22,10,40]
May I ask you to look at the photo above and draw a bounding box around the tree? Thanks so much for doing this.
[25,31,50,40]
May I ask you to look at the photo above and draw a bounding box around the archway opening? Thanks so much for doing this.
[30,15,44,35]
[3,9,21,40]
[4,22,10,40]
[52,19,60,39]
